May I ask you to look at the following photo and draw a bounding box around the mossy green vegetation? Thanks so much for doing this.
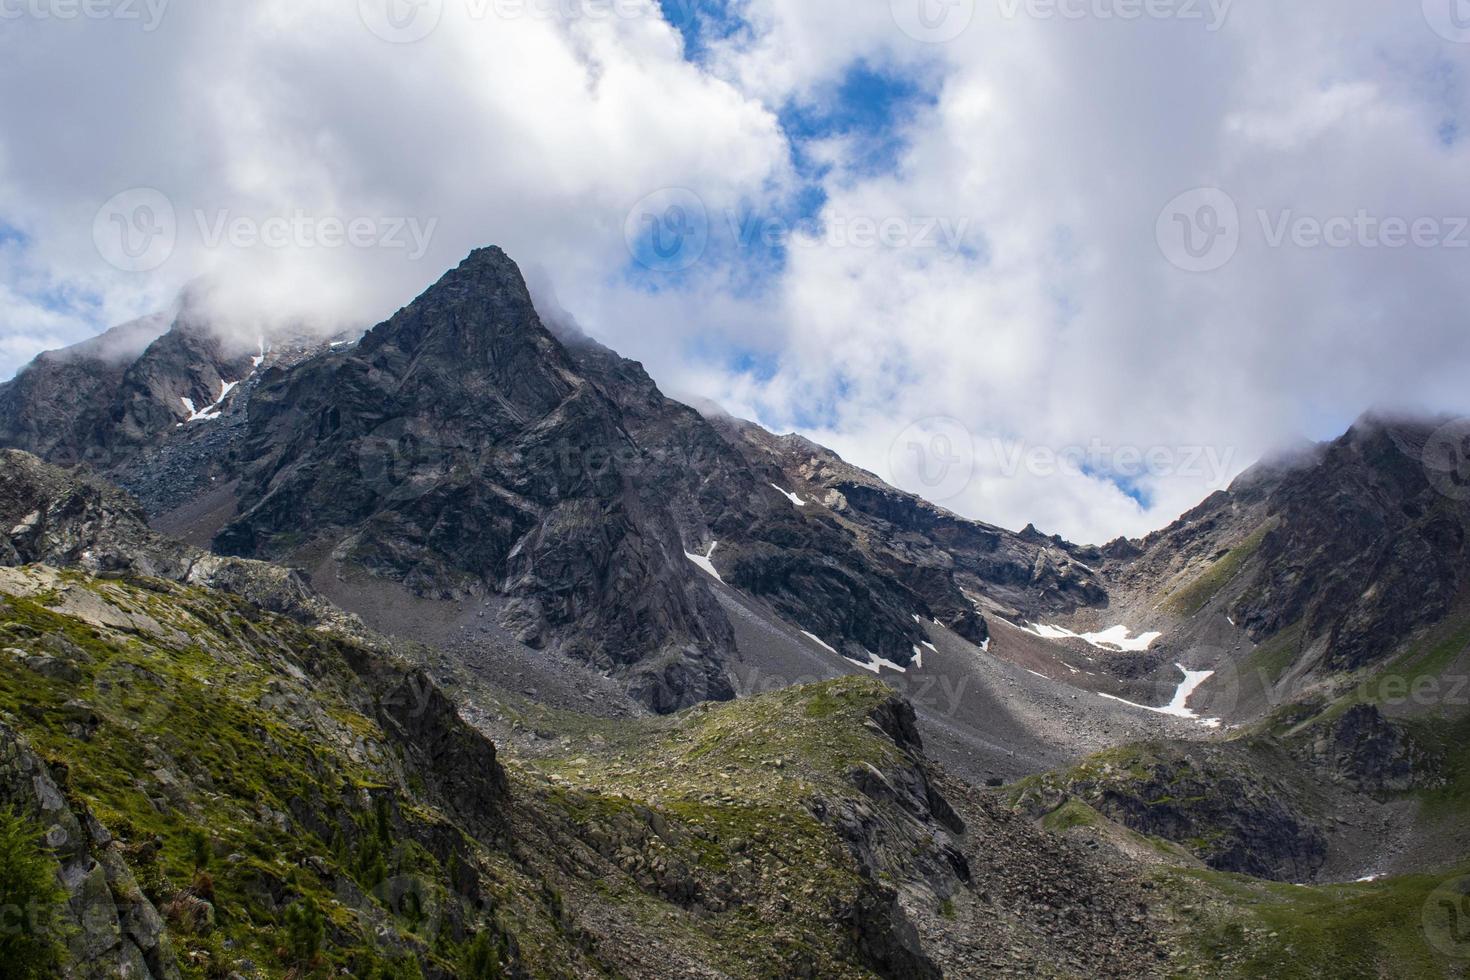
[0,806,69,978]
[1161,866,1468,979]
[0,567,942,979]
[1165,519,1277,617]
[1245,621,1307,687]
[0,570,566,978]
[519,676,911,979]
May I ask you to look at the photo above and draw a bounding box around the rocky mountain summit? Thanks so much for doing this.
[0,247,1120,714]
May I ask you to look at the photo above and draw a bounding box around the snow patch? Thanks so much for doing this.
[1097,665,1220,727]
[178,379,240,424]
[771,485,807,507]
[1022,622,1163,652]
[845,650,907,674]
[800,630,837,655]
[684,542,723,583]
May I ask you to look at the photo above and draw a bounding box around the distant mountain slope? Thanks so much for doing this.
[0,313,168,464]
[1094,415,1470,717]
[0,305,258,468]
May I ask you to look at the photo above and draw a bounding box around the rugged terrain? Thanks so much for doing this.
[3,245,1470,976]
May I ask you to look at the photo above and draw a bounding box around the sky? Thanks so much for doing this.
[0,0,1467,543]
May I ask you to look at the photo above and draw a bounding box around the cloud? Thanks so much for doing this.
[0,1,789,355]
[593,0,1470,541]
[1,0,1467,543]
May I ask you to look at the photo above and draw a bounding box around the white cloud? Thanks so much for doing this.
[1,1,1467,543]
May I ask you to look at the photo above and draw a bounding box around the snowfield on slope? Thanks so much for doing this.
[1021,622,1163,652]
[1097,665,1220,728]
[684,542,724,583]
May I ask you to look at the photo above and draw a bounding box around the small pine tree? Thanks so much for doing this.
[0,806,68,979]
[460,929,506,979]
[282,896,325,968]
[187,829,211,871]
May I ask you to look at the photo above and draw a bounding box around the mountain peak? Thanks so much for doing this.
[356,245,549,366]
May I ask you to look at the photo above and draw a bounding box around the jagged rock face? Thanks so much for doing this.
[1310,704,1432,795]
[0,721,182,979]
[0,448,191,577]
[712,415,1105,627]
[214,248,737,708]
[1233,420,1469,670]
[0,314,166,466]
[1108,417,1470,681]
[557,330,943,665]
[1016,741,1329,882]
[0,311,255,469]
